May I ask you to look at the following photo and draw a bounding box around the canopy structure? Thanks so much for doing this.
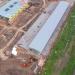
[29,1,69,54]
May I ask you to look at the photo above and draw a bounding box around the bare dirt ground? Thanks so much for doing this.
[0,1,43,75]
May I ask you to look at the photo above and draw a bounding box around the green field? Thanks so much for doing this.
[40,5,75,75]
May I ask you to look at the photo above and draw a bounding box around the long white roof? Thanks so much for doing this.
[29,1,69,53]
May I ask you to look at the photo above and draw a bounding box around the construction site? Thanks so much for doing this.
[0,0,75,75]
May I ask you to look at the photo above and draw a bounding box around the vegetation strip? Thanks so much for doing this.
[60,36,75,75]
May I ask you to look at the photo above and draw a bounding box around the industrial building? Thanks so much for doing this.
[16,2,57,52]
[29,1,69,54]
[16,1,70,56]
[0,0,29,19]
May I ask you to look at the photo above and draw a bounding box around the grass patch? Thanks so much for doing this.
[60,37,75,75]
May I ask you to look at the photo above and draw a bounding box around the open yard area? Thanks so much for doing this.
[0,1,75,75]
[40,4,75,75]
